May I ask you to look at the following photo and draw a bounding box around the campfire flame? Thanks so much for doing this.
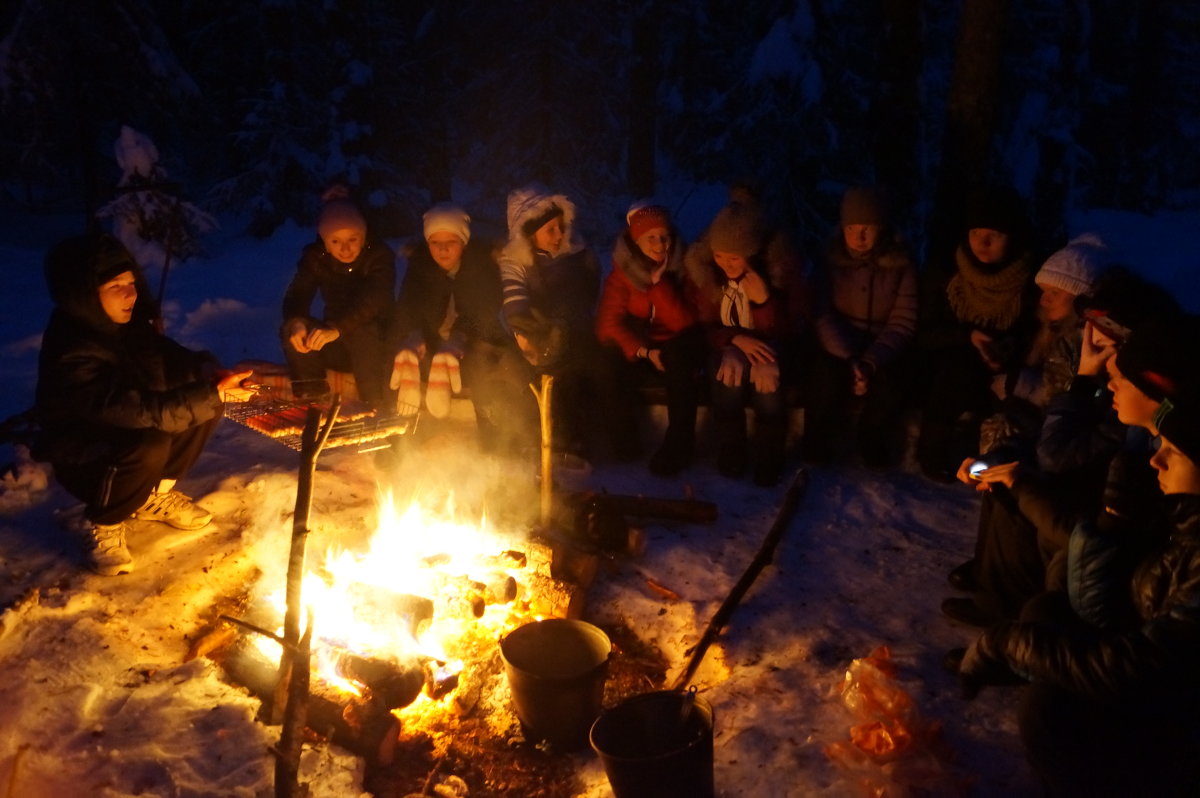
[254,489,538,718]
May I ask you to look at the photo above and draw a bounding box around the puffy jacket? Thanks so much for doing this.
[390,238,508,354]
[35,237,223,465]
[993,495,1200,700]
[595,231,695,360]
[281,235,395,335]
[813,233,917,369]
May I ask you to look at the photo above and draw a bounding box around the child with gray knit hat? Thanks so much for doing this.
[806,185,919,467]
[682,185,806,485]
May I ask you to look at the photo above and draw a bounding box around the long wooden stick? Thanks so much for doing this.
[271,399,339,725]
[274,610,312,798]
[531,375,554,528]
[670,468,808,691]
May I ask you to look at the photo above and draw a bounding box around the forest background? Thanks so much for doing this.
[1,0,1197,264]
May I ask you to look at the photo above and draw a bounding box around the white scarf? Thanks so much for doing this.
[720,279,754,329]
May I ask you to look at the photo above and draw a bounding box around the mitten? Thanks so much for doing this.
[391,349,422,414]
[425,352,461,419]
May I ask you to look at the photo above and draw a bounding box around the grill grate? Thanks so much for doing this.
[225,394,418,452]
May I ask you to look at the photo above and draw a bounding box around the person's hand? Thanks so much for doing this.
[716,347,746,388]
[650,260,669,286]
[216,370,255,403]
[287,320,311,354]
[1078,321,1117,376]
[304,325,340,351]
[973,461,1019,491]
[514,333,540,365]
[850,359,873,396]
[647,348,665,372]
[969,329,1001,372]
[731,334,776,365]
[955,457,984,486]
[958,626,1014,699]
[739,269,769,303]
[750,360,780,393]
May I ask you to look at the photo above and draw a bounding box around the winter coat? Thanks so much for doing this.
[1010,314,1082,409]
[34,247,223,466]
[813,233,917,370]
[497,189,600,347]
[988,494,1200,700]
[281,236,395,335]
[390,238,508,356]
[1037,375,1127,477]
[595,231,695,360]
[918,242,1039,369]
[682,228,805,350]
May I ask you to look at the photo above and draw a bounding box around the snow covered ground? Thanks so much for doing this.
[0,205,1196,797]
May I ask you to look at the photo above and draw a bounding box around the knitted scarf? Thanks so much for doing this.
[945,247,1031,330]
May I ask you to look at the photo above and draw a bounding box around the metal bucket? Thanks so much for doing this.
[500,618,611,750]
[590,690,715,798]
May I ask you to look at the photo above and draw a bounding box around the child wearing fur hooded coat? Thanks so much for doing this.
[596,201,703,476]
[806,186,918,466]
[498,185,623,458]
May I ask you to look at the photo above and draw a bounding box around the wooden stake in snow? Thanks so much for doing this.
[531,374,555,528]
[272,401,338,798]
[670,467,808,691]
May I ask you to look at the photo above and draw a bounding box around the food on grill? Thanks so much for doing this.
[244,406,308,438]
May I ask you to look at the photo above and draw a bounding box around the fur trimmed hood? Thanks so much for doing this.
[684,227,799,304]
[499,185,584,269]
[611,228,685,292]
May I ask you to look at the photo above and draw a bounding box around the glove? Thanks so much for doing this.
[749,360,780,393]
[958,625,1015,699]
[716,347,747,388]
[425,351,462,419]
[390,349,422,414]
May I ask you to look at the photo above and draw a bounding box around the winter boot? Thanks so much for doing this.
[85,521,134,576]
[649,429,694,476]
[650,395,697,476]
[752,418,787,487]
[714,407,747,478]
[135,490,213,530]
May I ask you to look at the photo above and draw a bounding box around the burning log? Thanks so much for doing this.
[224,642,401,765]
[333,651,426,710]
[521,572,585,620]
[345,585,435,639]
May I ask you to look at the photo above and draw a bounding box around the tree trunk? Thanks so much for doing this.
[627,1,659,198]
[870,0,922,236]
[930,0,1009,260]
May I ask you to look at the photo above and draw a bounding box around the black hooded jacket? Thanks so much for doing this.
[992,494,1200,700]
[33,234,223,465]
[389,238,508,354]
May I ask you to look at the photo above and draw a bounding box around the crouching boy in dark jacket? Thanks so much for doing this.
[34,233,251,576]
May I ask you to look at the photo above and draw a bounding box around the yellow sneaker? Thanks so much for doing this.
[134,490,213,530]
[86,521,134,576]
